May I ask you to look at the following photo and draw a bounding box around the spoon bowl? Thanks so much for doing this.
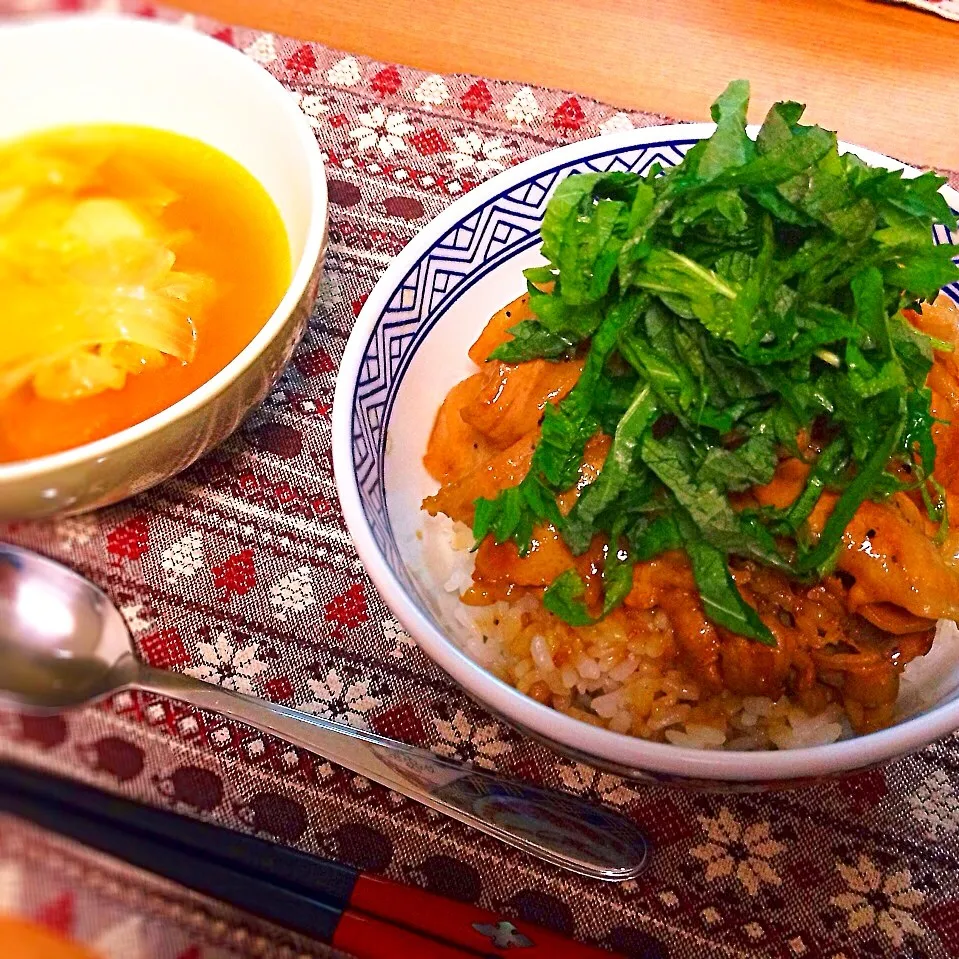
[0,546,134,710]
[0,543,649,881]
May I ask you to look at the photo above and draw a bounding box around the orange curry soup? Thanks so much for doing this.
[0,917,99,959]
[0,124,291,463]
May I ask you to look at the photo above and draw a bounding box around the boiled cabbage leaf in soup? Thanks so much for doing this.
[0,145,214,403]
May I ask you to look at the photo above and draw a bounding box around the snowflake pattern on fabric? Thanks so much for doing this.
[832,856,925,948]
[557,763,637,806]
[347,106,413,157]
[0,2,959,959]
[432,710,513,769]
[690,807,786,896]
[301,669,383,728]
[447,132,511,175]
[184,633,268,695]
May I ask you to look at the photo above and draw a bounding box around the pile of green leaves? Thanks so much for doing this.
[472,80,959,646]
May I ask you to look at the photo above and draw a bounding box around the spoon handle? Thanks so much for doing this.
[134,665,649,882]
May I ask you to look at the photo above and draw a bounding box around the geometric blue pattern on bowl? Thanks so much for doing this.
[349,134,959,578]
[350,139,692,568]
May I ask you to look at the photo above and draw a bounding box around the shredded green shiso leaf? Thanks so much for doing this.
[472,80,959,646]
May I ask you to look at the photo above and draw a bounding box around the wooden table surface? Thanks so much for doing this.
[171,0,959,171]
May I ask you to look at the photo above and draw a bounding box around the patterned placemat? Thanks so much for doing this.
[3,2,959,957]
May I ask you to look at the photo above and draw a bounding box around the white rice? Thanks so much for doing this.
[415,512,959,750]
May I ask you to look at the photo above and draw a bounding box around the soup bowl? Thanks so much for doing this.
[0,14,328,519]
[333,125,959,788]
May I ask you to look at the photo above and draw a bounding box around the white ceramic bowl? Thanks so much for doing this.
[0,14,328,519]
[333,123,959,788]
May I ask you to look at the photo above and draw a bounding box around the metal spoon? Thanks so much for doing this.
[0,543,648,880]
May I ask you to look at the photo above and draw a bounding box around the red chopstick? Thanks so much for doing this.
[334,910,480,958]
[349,874,617,957]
